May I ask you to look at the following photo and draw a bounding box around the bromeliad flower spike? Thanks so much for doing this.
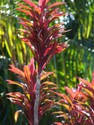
[17,0,67,73]
[7,0,67,125]
[52,73,94,125]
[7,58,57,125]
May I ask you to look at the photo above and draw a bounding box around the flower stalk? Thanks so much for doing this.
[34,74,41,125]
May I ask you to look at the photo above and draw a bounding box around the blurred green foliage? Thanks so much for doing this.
[0,0,94,124]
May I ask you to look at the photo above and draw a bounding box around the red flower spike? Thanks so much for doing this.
[78,72,94,107]
[17,0,67,73]
[7,58,57,124]
[52,73,94,125]
[7,0,68,124]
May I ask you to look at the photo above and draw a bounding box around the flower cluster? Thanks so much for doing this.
[17,0,67,73]
[53,72,94,125]
[7,58,57,125]
[7,0,67,124]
